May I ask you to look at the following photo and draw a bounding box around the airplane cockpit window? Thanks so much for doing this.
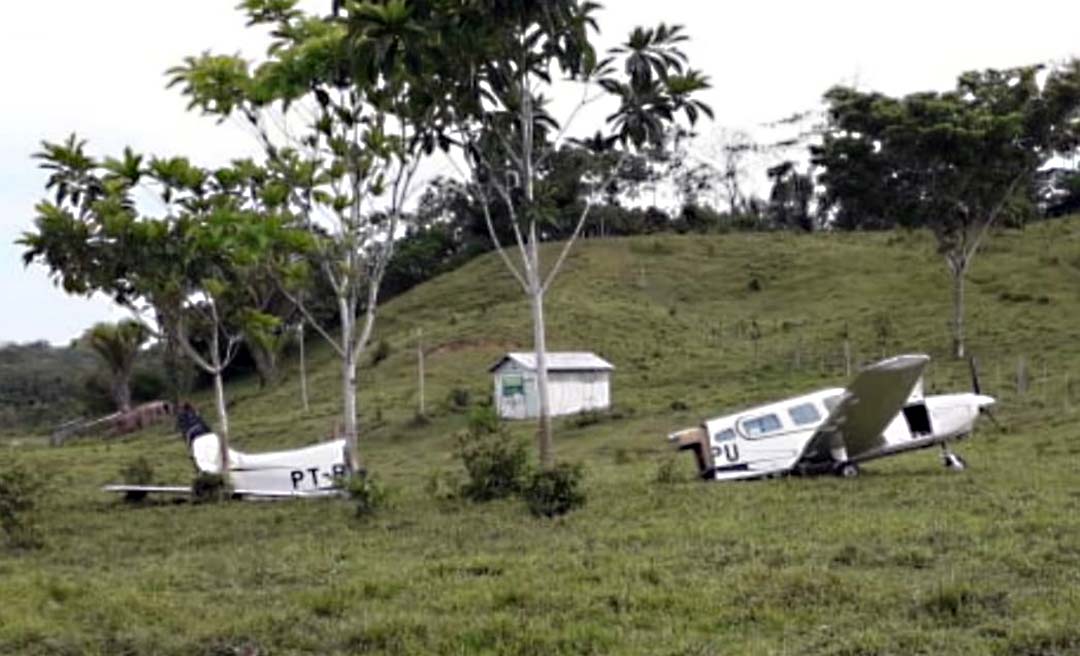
[742,414,782,438]
[788,403,821,426]
[713,428,735,442]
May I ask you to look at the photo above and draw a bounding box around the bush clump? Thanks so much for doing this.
[426,469,462,502]
[370,338,392,366]
[0,461,46,550]
[120,456,155,486]
[522,462,586,518]
[192,472,230,504]
[448,387,472,411]
[654,456,685,485]
[118,456,156,503]
[456,407,531,502]
[343,474,390,518]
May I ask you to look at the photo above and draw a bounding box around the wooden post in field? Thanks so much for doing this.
[1016,356,1028,396]
[416,328,426,418]
[1041,362,1048,403]
[1064,373,1071,413]
[298,321,310,413]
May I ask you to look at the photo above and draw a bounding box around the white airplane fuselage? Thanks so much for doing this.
[671,387,995,481]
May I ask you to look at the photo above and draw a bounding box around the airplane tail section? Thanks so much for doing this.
[189,433,349,493]
[667,426,713,478]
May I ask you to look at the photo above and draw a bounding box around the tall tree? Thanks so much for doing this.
[22,139,294,480]
[814,62,1080,357]
[766,160,815,231]
[168,0,449,473]
[429,5,712,467]
[81,320,150,413]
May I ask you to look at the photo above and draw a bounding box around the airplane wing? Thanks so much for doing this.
[101,484,344,500]
[102,484,193,496]
[799,354,929,464]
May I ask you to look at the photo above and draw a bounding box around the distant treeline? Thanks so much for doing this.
[0,341,166,432]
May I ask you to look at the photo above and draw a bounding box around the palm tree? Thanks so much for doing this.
[83,320,150,412]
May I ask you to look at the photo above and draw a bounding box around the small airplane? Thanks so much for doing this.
[104,406,350,500]
[667,354,997,481]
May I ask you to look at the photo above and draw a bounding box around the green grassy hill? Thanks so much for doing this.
[4,220,1080,655]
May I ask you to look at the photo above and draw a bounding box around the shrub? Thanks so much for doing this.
[344,474,390,518]
[572,410,606,428]
[466,406,499,434]
[370,339,392,366]
[130,368,167,403]
[448,387,472,411]
[118,456,155,503]
[426,469,462,502]
[120,456,155,486]
[456,409,531,502]
[522,463,586,518]
[654,456,685,485]
[0,461,46,550]
[192,472,230,504]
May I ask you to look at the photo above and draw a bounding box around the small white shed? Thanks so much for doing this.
[489,352,615,420]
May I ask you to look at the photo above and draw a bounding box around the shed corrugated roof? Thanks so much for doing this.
[489,352,615,373]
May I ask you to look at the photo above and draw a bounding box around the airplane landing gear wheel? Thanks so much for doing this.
[836,462,860,478]
[943,453,967,470]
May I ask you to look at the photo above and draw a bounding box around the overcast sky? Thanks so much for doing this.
[3,1,1079,345]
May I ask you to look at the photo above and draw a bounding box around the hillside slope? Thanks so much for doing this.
[4,220,1080,655]
[232,216,1080,466]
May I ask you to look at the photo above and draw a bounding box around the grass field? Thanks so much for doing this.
[3,220,1080,655]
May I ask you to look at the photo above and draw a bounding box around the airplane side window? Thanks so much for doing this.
[713,428,735,442]
[788,403,821,426]
[743,414,782,438]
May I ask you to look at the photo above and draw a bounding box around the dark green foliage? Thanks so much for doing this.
[119,455,155,503]
[119,457,154,486]
[914,581,1009,625]
[344,474,390,518]
[0,461,45,550]
[654,456,684,485]
[130,368,167,401]
[370,338,392,367]
[521,462,586,518]
[191,472,229,504]
[0,341,98,432]
[447,387,472,411]
[456,409,531,502]
[425,469,462,502]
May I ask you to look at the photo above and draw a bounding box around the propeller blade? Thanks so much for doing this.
[969,356,982,396]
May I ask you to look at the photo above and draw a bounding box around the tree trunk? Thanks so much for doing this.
[111,373,133,413]
[212,370,231,478]
[162,326,185,408]
[248,340,279,388]
[951,268,966,359]
[341,343,361,474]
[530,285,554,469]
